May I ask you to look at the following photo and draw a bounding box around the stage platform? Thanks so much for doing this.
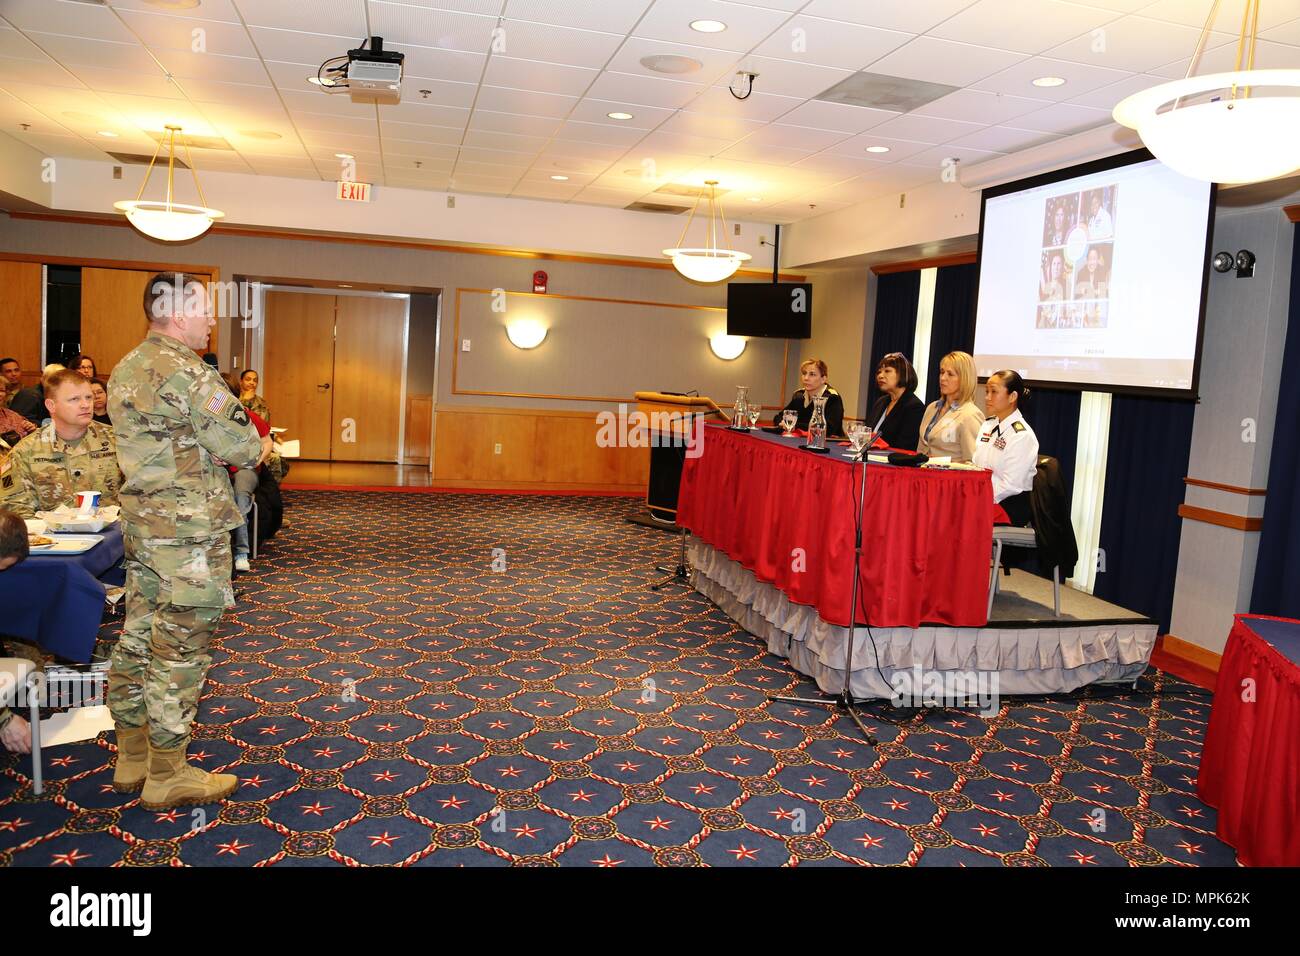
[688,538,1158,700]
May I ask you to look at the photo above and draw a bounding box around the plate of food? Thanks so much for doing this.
[27,533,104,555]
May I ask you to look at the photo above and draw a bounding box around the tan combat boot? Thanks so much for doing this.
[111,725,149,793]
[139,743,239,810]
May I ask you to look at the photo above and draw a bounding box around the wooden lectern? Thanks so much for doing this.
[633,392,724,525]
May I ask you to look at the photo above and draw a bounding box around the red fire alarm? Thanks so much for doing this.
[533,270,548,294]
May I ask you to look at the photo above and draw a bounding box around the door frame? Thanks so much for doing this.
[257,284,411,465]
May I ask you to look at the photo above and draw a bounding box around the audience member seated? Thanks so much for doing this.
[0,369,123,519]
[0,508,32,755]
[229,408,273,573]
[917,351,986,462]
[90,379,112,425]
[774,359,845,437]
[0,400,36,444]
[238,369,270,424]
[973,370,1040,527]
[9,364,63,426]
[69,354,98,381]
[866,352,925,451]
[1,357,21,408]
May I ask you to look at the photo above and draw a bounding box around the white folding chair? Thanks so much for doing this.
[0,659,43,795]
[988,526,1061,620]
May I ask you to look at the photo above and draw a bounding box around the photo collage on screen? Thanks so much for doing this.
[1036,184,1117,330]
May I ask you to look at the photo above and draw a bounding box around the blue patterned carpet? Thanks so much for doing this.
[0,490,1236,867]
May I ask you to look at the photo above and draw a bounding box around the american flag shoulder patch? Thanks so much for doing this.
[203,389,233,416]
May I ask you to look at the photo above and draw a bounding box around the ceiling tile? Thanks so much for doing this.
[586,71,704,109]
[2,0,138,42]
[552,119,648,146]
[897,143,1003,169]
[686,85,804,121]
[865,112,987,144]
[462,128,549,152]
[117,12,257,57]
[726,55,853,99]
[390,44,487,85]
[1141,0,1300,31]
[383,138,459,160]
[1259,17,1300,46]
[155,50,270,85]
[974,55,1134,100]
[295,113,379,137]
[750,15,912,71]
[379,119,465,144]
[238,0,367,37]
[369,98,470,127]
[775,99,898,133]
[72,67,186,99]
[455,148,535,168]
[827,133,933,160]
[366,2,496,54]
[717,140,815,164]
[658,110,767,142]
[741,123,850,151]
[474,85,578,117]
[912,87,1052,123]
[482,56,597,97]
[249,28,364,66]
[1149,37,1300,77]
[929,0,1120,55]
[791,151,893,178]
[945,124,1056,152]
[25,34,159,73]
[180,78,284,110]
[866,36,1026,86]
[799,0,979,34]
[0,26,48,61]
[113,0,245,23]
[467,109,564,137]
[0,56,82,88]
[605,36,742,86]
[491,19,624,70]
[632,0,795,53]
[1063,72,1166,110]
[567,97,675,129]
[503,0,654,34]
[1045,16,1236,73]
[1008,101,1114,134]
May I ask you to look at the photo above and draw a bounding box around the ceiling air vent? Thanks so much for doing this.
[107,152,189,169]
[815,72,960,112]
[624,201,690,214]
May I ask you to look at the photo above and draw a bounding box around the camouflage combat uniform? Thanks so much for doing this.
[107,332,261,751]
[0,420,122,519]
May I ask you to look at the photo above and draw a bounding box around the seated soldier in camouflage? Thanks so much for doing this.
[0,369,122,519]
[0,508,32,754]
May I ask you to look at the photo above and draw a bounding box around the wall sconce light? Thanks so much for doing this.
[506,318,547,349]
[709,333,746,360]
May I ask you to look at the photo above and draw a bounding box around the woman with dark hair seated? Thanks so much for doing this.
[69,354,98,381]
[774,358,845,437]
[973,370,1040,526]
[866,352,924,451]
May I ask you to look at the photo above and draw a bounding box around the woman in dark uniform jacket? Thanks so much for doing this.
[775,358,845,438]
[866,352,924,450]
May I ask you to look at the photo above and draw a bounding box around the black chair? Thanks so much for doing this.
[987,455,1078,619]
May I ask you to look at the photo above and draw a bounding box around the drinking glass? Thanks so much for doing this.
[781,410,798,436]
[747,402,762,429]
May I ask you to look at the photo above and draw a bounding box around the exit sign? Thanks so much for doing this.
[336,181,372,202]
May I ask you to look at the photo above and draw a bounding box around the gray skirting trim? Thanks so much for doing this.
[688,539,1157,700]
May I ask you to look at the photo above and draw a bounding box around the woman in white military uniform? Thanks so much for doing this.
[973,370,1039,526]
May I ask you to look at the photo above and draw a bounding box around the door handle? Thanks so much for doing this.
[317,383,331,391]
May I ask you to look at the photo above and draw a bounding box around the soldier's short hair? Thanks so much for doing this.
[143,272,206,324]
[43,368,91,397]
[0,509,28,565]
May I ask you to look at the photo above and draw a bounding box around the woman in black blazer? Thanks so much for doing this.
[866,352,924,450]
[775,358,845,438]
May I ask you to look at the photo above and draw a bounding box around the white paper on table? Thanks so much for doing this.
[37,504,120,533]
[40,705,115,747]
[277,439,301,458]
[269,427,288,434]
[24,518,47,535]
[922,456,953,467]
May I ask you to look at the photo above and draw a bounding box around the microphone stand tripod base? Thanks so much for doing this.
[767,690,878,745]
[651,525,693,592]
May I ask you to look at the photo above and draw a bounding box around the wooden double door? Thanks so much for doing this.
[262,291,407,463]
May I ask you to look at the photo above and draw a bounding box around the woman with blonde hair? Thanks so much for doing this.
[774,358,845,437]
[917,351,986,462]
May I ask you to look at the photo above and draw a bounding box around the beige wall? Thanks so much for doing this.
[0,214,790,414]
[801,266,873,419]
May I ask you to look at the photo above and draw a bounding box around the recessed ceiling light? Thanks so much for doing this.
[241,129,282,140]
[640,54,704,75]
[550,174,570,181]
[606,111,634,121]
[97,130,119,138]
[690,19,727,33]
[865,145,890,153]
[339,284,353,288]
[1032,76,1066,88]
[335,152,353,159]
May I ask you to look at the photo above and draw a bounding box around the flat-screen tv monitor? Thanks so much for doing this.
[727,282,813,339]
[973,148,1215,396]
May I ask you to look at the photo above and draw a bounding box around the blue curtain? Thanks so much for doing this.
[1251,223,1300,617]
[869,270,921,402]
[1027,387,1081,505]
[925,262,978,404]
[1094,395,1195,633]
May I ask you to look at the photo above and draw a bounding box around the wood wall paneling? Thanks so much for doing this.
[332,295,407,463]
[404,394,432,465]
[80,268,156,376]
[0,260,42,381]
[263,291,337,460]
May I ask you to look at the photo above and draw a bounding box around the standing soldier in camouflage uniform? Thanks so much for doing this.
[0,369,122,518]
[107,273,262,810]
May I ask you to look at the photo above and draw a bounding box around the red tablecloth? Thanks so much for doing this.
[1198,614,1300,867]
[676,424,994,628]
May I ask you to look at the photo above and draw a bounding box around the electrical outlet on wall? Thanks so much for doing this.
[493,443,502,455]
[461,339,471,352]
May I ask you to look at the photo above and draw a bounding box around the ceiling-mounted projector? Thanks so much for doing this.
[316,36,405,105]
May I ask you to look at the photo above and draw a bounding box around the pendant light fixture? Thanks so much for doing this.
[663,180,752,283]
[1113,0,1300,184]
[114,124,225,241]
